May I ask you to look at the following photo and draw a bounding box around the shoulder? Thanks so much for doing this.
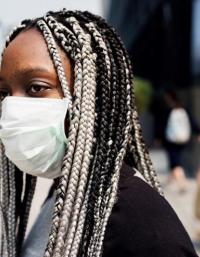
[102,164,198,257]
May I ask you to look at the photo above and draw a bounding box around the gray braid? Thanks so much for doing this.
[68,21,112,257]
[0,145,9,257]
[7,161,16,257]
[82,22,112,255]
[41,16,84,257]
[62,18,96,257]
[51,16,96,257]
[36,19,72,105]
[0,203,8,257]
[0,145,9,217]
[0,144,16,257]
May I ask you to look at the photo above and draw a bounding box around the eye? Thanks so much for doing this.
[27,83,51,96]
[0,89,9,101]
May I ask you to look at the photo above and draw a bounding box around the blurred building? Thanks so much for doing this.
[107,0,192,89]
[107,0,200,174]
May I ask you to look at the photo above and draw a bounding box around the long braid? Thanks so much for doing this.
[96,13,162,193]
[0,127,17,257]
[84,11,163,194]
[66,13,114,253]
[78,14,131,256]
[71,20,111,256]
[93,60,132,257]
[0,144,9,257]
[39,16,87,257]
[0,202,8,257]
[17,174,37,255]
[45,16,96,257]
[40,11,114,255]
[69,13,129,255]
[7,161,16,257]
[36,19,72,104]
[60,18,96,257]
[43,11,161,256]
[0,145,9,217]
[37,16,83,257]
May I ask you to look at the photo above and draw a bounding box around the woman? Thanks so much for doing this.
[0,9,198,257]
[163,89,190,190]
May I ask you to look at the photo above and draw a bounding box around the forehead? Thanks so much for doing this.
[1,28,54,71]
[0,28,71,77]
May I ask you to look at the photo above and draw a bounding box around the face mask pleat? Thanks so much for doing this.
[0,96,69,179]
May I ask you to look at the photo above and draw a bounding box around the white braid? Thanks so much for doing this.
[37,20,72,106]
[0,203,8,257]
[7,161,16,257]
[0,98,9,256]
[0,144,9,257]
[63,21,97,257]
[69,21,112,257]
[43,15,85,256]
[41,15,84,257]
[51,16,96,257]
[81,22,112,255]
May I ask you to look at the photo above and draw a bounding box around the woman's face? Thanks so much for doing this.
[0,28,73,100]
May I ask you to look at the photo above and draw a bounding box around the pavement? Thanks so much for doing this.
[27,148,200,255]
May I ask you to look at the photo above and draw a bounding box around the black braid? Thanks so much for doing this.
[17,174,37,255]
[62,11,113,248]
[53,11,129,255]
[14,168,23,221]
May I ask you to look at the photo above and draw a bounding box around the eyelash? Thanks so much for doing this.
[27,84,51,95]
[0,90,9,101]
[0,84,52,100]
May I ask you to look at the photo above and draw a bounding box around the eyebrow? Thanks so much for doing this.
[0,67,51,82]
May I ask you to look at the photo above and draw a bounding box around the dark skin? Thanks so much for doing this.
[0,28,73,134]
[0,28,73,100]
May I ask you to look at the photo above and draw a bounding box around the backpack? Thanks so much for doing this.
[165,108,191,144]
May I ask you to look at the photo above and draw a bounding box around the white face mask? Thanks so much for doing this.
[0,96,69,179]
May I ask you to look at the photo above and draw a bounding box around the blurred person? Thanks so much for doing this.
[155,89,200,192]
[164,90,190,191]
[195,150,200,237]
[0,9,198,257]
[195,168,200,219]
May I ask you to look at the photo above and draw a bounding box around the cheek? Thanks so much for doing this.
[56,86,65,98]
[47,86,64,99]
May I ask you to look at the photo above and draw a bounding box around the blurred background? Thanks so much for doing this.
[0,0,200,254]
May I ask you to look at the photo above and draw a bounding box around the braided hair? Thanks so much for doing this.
[0,9,162,257]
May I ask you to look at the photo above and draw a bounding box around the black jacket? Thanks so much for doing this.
[103,164,198,257]
[21,164,198,257]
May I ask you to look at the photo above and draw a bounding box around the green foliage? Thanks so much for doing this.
[133,77,153,113]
